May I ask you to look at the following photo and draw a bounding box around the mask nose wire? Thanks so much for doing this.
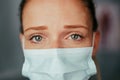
[92,33,95,47]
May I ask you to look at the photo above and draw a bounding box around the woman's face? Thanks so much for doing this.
[21,0,94,49]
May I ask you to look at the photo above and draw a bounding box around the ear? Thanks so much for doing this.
[92,31,100,57]
[92,31,101,80]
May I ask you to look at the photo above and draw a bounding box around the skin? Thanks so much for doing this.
[20,0,100,56]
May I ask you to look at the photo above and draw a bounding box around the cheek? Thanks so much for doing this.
[24,40,43,49]
[24,40,33,49]
[80,34,93,47]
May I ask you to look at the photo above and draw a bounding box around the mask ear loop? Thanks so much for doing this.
[92,33,96,47]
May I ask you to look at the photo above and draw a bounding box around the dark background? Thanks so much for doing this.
[0,0,120,80]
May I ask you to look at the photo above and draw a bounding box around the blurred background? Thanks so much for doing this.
[0,0,120,80]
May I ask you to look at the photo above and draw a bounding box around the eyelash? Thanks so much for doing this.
[29,35,42,40]
[29,34,44,44]
[28,32,84,44]
[66,32,84,41]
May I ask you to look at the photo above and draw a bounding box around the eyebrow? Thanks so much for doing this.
[64,25,88,30]
[24,26,48,32]
[24,25,88,32]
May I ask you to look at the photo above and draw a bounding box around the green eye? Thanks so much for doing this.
[30,35,42,43]
[70,34,82,40]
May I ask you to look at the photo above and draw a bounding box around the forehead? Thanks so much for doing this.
[23,0,89,17]
[22,0,92,30]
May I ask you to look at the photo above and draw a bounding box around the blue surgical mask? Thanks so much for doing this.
[22,35,97,80]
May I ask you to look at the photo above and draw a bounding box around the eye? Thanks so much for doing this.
[69,34,83,41]
[29,35,43,43]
